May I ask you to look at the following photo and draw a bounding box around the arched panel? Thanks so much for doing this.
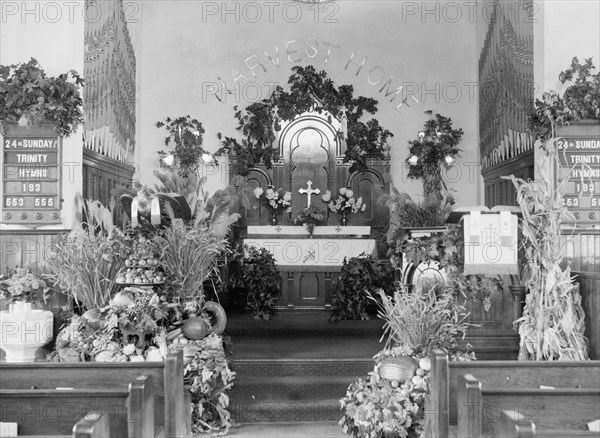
[298,273,320,300]
[244,168,271,225]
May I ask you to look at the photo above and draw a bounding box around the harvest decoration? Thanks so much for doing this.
[406,113,463,202]
[218,65,393,175]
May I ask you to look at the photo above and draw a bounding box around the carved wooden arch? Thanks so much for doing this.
[277,113,343,157]
[346,167,386,189]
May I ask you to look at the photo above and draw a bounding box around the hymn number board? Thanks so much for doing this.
[1,125,62,224]
[556,132,600,225]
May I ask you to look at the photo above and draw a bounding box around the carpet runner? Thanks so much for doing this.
[227,312,384,425]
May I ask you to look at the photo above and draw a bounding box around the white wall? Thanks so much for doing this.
[0,0,85,230]
[136,1,481,205]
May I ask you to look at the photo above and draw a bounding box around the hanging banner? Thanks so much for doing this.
[463,212,518,275]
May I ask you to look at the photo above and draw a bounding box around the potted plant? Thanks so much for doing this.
[321,187,367,226]
[253,186,292,225]
[0,268,53,362]
[295,205,326,237]
[0,58,83,137]
[229,246,280,320]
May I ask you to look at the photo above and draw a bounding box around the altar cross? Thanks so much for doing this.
[299,180,320,208]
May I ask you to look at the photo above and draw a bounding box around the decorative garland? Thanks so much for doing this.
[218,65,393,176]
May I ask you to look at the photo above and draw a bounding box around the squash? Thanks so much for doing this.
[203,301,227,335]
[378,356,418,383]
[111,291,134,308]
[182,317,211,340]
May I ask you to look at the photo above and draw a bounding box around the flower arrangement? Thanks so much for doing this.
[322,187,367,215]
[295,205,326,225]
[0,58,84,137]
[406,113,463,202]
[253,186,293,215]
[0,268,50,304]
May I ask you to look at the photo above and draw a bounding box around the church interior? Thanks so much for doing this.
[0,1,599,437]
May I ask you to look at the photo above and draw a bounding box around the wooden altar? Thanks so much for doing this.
[230,107,390,310]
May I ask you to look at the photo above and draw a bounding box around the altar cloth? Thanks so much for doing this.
[243,238,376,267]
[247,225,371,237]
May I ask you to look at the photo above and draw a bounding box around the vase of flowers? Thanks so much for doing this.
[254,186,292,226]
[321,187,366,226]
[0,268,53,362]
[295,205,325,238]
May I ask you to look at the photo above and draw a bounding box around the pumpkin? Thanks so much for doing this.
[182,317,211,340]
[378,356,418,383]
[204,301,227,335]
[81,309,104,329]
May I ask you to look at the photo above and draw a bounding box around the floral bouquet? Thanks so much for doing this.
[254,186,293,214]
[295,205,326,225]
[322,187,367,215]
[0,268,49,304]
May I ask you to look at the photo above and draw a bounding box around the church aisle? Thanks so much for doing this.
[197,421,346,438]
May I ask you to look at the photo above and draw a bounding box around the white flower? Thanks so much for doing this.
[444,155,455,164]
[322,190,331,203]
[265,188,275,199]
[408,155,419,166]
[162,154,175,166]
[339,187,347,196]
[283,192,292,202]
[418,131,425,139]
[253,187,264,199]
[346,190,354,199]
[129,355,145,362]
[122,344,136,356]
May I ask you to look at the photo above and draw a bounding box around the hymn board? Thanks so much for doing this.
[1,124,62,225]
[556,122,600,226]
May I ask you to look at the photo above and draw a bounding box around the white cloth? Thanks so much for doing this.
[243,238,376,267]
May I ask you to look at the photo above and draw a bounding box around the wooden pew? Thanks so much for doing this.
[0,351,190,438]
[457,374,600,437]
[73,411,112,438]
[0,375,153,437]
[488,410,600,438]
[425,350,600,437]
[7,411,112,438]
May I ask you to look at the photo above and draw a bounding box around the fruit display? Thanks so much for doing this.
[116,237,166,284]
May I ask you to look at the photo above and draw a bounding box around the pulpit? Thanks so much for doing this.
[244,226,376,308]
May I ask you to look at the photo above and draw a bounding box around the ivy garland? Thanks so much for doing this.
[218,66,393,176]
[0,58,84,137]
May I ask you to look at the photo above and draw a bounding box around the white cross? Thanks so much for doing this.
[298,180,320,208]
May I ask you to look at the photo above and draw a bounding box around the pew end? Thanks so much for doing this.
[73,411,111,438]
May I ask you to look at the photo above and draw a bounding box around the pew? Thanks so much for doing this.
[4,411,112,438]
[0,375,153,437]
[457,374,600,437]
[0,351,190,438]
[488,410,600,438]
[425,350,600,437]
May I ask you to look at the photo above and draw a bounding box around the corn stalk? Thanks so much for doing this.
[503,135,589,361]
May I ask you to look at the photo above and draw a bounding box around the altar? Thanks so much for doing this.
[244,226,376,308]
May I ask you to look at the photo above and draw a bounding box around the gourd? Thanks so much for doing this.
[204,301,227,335]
